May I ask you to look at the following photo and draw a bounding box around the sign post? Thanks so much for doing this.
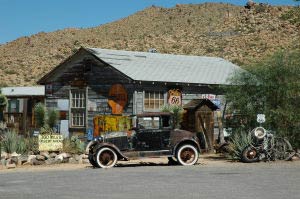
[38,134,63,151]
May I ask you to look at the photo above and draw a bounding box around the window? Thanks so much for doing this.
[8,99,19,113]
[138,117,160,129]
[70,90,86,127]
[144,91,164,111]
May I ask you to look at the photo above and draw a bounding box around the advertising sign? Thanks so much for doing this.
[38,134,63,151]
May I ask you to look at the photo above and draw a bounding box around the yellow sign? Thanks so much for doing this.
[168,89,182,105]
[38,134,63,151]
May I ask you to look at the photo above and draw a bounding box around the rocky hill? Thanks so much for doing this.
[0,3,299,86]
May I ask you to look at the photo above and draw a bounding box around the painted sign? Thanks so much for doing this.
[38,134,63,151]
[168,89,182,105]
[200,94,216,100]
[108,84,128,114]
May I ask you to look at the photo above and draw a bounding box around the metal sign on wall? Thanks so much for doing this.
[108,84,128,114]
[38,134,63,151]
[168,89,182,106]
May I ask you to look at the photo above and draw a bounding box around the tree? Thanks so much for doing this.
[225,49,300,149]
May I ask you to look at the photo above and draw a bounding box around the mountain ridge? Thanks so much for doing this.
[0,2,298,86]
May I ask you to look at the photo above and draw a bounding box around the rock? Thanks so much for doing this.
[80,154,88,159]
[32,159,45,165]
[19,155,29,165]
[45,158,57,165]
[1,159,6,167]
[11,152,20,157]
[74,154,81,161]
[78,156,83,164]
[27,155,36,163]
[55,154,64,162]
[11,156,19,165]
[60,152,71,158]
[1,151,8,159]
[40,151,50,159]
[36,155,46,161]
[83,159,90,164]
[49,152,58,158]
[68,157,78,164]
[6,163,16,169]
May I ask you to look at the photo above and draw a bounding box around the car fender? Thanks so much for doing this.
[94,142,129,161]
[85,140,98,154]
[173,138,201,155]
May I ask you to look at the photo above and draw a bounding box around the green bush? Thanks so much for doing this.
[34,103,46,128]
[161,105,184,129]
[63,136,85,154]
[225,49,300,149]
[2,131,18,154]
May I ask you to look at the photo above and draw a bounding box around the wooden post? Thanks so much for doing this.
[217,111,225,144]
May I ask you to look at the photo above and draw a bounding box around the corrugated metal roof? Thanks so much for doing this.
[87,48,242,85]
[1,86,45,96]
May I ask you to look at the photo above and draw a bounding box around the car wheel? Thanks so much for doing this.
[176,145,199,166]
[88,152,99,168]
[241,146,259,163]
[95,147,118,168]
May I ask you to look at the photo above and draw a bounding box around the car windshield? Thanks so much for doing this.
[138,116,160,129]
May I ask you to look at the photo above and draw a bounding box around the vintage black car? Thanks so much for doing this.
[86,112,201,168]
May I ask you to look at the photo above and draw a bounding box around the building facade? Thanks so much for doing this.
[38,47,242,138]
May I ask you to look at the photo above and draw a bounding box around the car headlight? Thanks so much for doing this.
[253,127,266,140]
[94,136,103,142]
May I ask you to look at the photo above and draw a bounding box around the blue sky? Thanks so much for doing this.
[0,0,298,44]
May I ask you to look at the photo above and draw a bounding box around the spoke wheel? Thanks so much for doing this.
[241,146,259,163]
[176,145,199,166]
[95,147,117,168]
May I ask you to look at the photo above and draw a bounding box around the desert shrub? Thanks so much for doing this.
[161,105,184,129]
[47,109,59,129]
[63,136,85,154]
[227,130,252,160]
[34,103,46,128]
[26,137,39,154]
[1,131,18,154]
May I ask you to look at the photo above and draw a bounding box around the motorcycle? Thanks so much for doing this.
[241,126,293,163]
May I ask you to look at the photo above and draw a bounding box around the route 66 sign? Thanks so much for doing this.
[257,114,266,123]
[168,89,182,105]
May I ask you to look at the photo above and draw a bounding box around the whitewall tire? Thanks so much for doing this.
[95,147,118,168]
[176,145,199,166]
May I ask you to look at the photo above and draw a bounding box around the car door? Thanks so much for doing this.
[136,116,161,151]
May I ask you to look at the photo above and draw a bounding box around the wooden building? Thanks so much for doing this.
[1,86,45,134]
[182,99,219,151]
[37,47,242,138]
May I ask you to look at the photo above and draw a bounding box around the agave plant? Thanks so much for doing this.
[227,130,252,160]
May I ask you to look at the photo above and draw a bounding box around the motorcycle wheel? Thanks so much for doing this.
[241,146,260,163]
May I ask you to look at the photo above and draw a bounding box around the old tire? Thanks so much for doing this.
[95,147,117,168]
[88,152,99,168]
[176,145,199,166]
[241,146,259,163]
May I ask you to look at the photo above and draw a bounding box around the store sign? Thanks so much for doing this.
[38,134,63,151]
[200,94,216,100]
[168,89,182,105]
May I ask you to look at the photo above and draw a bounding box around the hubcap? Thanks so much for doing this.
[100,151,114,166]
[247,149,257,159]
[180,148,196,164]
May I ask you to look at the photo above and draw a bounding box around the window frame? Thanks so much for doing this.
[143,91,165,111]
[69,88,86,128]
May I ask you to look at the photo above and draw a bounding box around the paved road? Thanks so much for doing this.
[0,161,299,199]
